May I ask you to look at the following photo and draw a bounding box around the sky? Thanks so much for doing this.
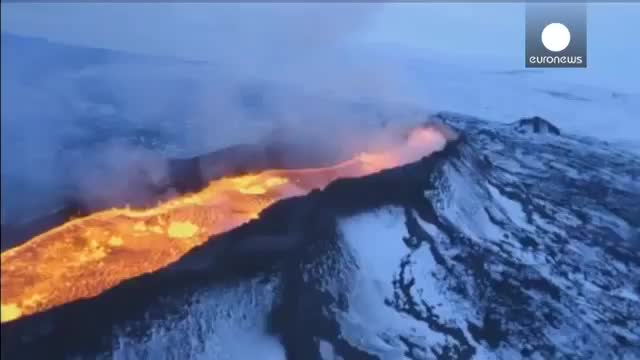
[1,3,639,92]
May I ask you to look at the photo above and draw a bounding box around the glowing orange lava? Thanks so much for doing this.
[0,127,446,323]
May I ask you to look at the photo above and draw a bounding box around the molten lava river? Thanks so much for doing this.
[1,127,446,323]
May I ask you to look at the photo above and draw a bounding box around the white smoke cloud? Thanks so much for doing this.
[1,4,429,223]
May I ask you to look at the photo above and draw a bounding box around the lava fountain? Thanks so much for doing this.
[0,125,451,323]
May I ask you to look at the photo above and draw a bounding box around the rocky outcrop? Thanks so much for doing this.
[512,116,561,135]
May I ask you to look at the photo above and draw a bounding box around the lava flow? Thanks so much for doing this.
[0,126,448,323]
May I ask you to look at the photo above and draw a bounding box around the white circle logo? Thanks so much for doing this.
[541,23,571,52]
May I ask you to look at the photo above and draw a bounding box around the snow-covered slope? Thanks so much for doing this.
[3,113,638,360]
[269,113,639,359]
[331,113,640,359]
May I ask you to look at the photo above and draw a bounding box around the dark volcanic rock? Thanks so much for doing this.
[512,116,561,135]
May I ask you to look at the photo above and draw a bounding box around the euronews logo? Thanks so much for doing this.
[530,23,584,65]
[526,4,587,68]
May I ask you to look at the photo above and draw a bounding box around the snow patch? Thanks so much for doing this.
[112,277,284,360]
